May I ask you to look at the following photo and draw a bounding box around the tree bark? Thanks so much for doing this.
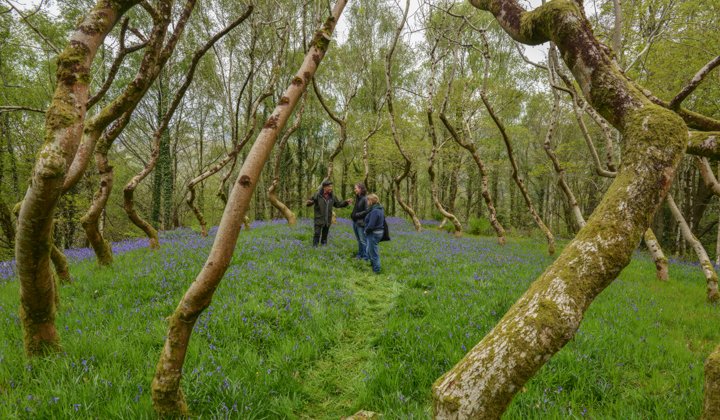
[703,344,720,420]
[150,2,347,415]
[15,0,138,357]
[666,194,720,301]
[433,0,688,416]
[643,228,669,281]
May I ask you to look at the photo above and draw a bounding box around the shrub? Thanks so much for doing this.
[468,217,492,236]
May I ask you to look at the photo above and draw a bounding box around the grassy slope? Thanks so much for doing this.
[0,218,718,418]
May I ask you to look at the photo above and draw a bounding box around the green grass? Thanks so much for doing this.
[0,218,718,418]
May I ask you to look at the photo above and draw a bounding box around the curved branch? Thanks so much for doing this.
[0,106,45,114]
[669,55,720,110]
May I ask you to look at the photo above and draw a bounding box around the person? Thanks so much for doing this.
[363,193,385,274]
[306,180,352,246]
[350,182,369,260]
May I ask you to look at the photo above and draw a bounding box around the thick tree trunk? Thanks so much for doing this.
[150,3,347,415]
[433,0,688,416]
[703,344,720,420]
[667,194,720,301]
[15,0,137,356]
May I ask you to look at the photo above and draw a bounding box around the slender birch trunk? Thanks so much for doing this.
[643,229,669,281]
[150,3,348,414]
[667,194,720,301]
[433,0,688,416]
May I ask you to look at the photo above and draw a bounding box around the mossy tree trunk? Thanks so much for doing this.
[432,0,688,417]
[15,0,139,357]
[150,2,348,415]
[703,344,720,420]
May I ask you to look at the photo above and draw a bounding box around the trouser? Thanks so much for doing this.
[313,224,330,246]
[366,230,383,273]
[352,222,368,259]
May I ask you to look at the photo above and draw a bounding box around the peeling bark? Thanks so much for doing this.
[433,0,688,416]
[16,0,139,357]
[667,194,720,302]
[150,2,347,415]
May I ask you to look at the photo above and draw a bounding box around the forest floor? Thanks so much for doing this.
[0,217,719,418]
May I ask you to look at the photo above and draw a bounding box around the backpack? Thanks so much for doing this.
[380,219,390,242]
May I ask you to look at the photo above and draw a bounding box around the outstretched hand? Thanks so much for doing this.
[305,199,313,206]
[346,198,353,204]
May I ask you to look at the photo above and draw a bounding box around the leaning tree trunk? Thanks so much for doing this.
[150,3,347,415]
[433,0,688,417]
[385,0,421,231]
[667,193,720,301]
[15,0,138,356]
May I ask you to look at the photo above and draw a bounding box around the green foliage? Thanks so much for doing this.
[467,216,493,236]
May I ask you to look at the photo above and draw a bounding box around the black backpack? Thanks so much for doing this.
[380,220,390,242]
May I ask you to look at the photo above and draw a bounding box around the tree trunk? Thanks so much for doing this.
[433,0,688,416]
[385,0,421,232]
[667,194,720,301]
[150,3,347,415]
[703,344,720,420]
[643,229,669,281]
[15,0,138,357]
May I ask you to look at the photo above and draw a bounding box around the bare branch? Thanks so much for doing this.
[4,0,60,54]
[669,55,720,110]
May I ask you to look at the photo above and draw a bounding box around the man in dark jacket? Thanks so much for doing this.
[350,182,369,260]
[363,193,385,274]
[306,180,351,246]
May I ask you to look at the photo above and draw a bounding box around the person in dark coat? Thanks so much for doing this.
[363,193,385,274]
[350,182,369,260]
[305,180,351,246]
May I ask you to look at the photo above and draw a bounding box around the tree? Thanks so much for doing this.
[150,1,348,414]
[433,0,691,416]
[15,0,140,356]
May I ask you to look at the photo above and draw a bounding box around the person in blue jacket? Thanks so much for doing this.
[363,193,385,274]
